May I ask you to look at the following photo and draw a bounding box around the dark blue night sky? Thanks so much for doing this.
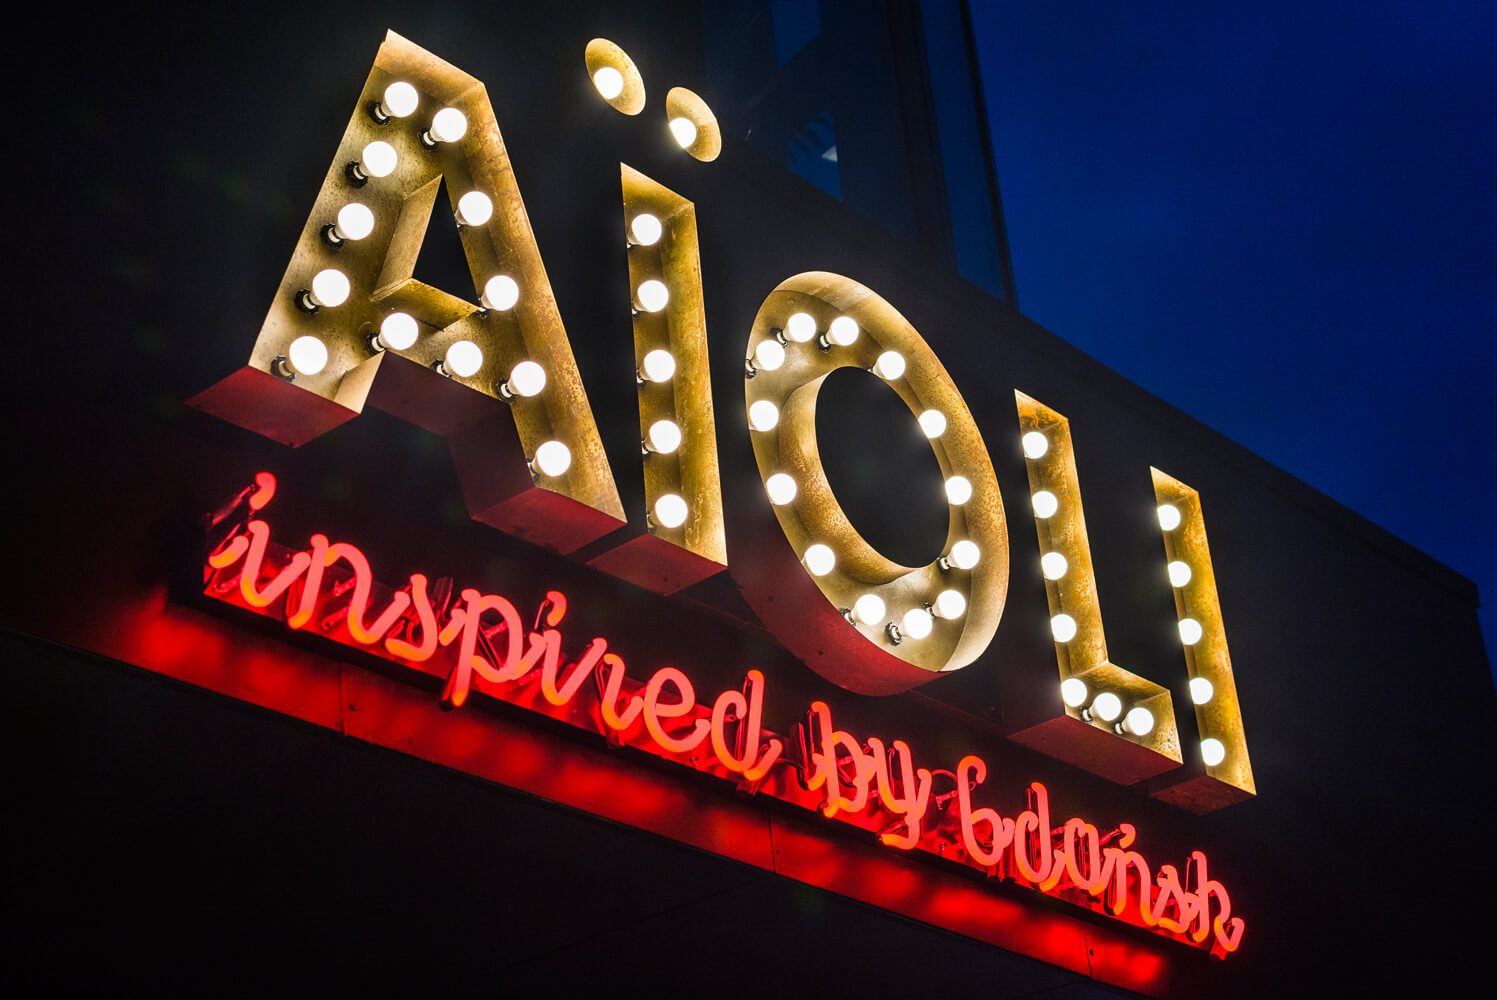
[970,1,1496,669]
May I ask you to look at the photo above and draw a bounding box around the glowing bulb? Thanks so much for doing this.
[918,410,947,438]
[1124,706,1155,737]
[901,607,933,640]
[636,279,669,313]
[646,419,683,454]
[533,440,572,478]
[753,339,785,371]
[1189,676,1215,705]
[803,544,835,576]
[500,360,547,399]
[1167,560,1192,587]
[640,349,676,383]
[654,493,688,528]
[1157,504,1182,531]
[872,351,905,380]
[376,312,418,351]
[825,315,859,347]
[1021,431,1049,459]
[1050,613,1077,642]
[1040,552,1068,580]
[1178,618,1203,645]
[1091,692,1123,723]
[944,476,972,505]
[629,213,663,246]
[427,107,468,144]
[333,202,374,241]
[380,81,419,119]
[593,66,625,100]
[669,117,698,148]
[482,275,520,311]
[306,268,349,309]
[456,191,493,227]
[785,312,817,343]
[1031,490,1058,519]
[946,540,980,570]
[442,340,483,378]
[748,399,779,431]
[932,589,966,620]
[1060,677,1088,708]
[853,594,886,626]
[1201,738,1226,767]
[287,336,327,376]
[359,141,398,179]
[764,473,797,505]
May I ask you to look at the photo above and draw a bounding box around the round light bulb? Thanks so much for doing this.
[785,312,816,343]
[1201,738,1226,767]
[640,349,676,383]
[629,213,663,246]
[1040,552,1068,580]
[1157,504,1182,531]
[1031,490,1058,519]
[1091,692,1123,723]
[803,544,835,577]
[1050,613,1077,642]
[481,275,520,312]
[287,336,328,376]
[918,409,947,439]
[753,338,785,371]
[1167,560,1192,588]
[647,419,682,454]
[1178,618,1203,646]
[636,279,669,313]
[1021,431,1049,460]
[429,107,468,144]
[827,315,859,346]
[932,589,966,620]
[335,202,375,241]
[944,476,972,505]
[378,312,418,351]
[948,540,980,570]
[1060,677,1089,708]
[360,141,398,178]
[382,81,419,119]
[765,473,797,505]
[669,116,698,148]
[872,351,905,380]
[901,607,933,640]
[654,493,688,528]
[593,66,625,100]
[748,399,779,432]
[310,268,350,308]
[456,191,493,227]
[1124,706,1155,737]
[1189,676,1215,705]
[533,440,572,478]
[853,594,886,626]
[443,340,483,378]
[505,360,547,398]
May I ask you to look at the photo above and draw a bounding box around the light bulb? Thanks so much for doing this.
[918,409,947,439]
[748,399,779,431]
[654,493,688,528]
[1189,676,1215,705]
[376,312,418,351]
[356,140,398,181]
[629,213,663,246]
[1031,490,1058,519]
[636,279,669,313]
[1050,613,1077,642]
[944,476,972,505]
[1123,706,1155,737]
[753,339,785,371]
[1178,618,1203,646]
[1021,431,1049,459]
[945,540,980,570]
[1200,738,1226,767]
[646,419,683,455]
[303,268,350,310]
[901,607,933,640]
[456,191,493,227]
[932,589,966,620]
[765,473,797,505]
[803,543,835,576]
[593,66,625,100]
[872,351,905,380]
[379,81,419,120]
[824,315,859,347]
[669,116,698,148]
[1060,677,1089,708]
[1157,504,1182,531]
[1040,552,1068,580]
[482,275,520,311]
[640,349,676,383]
[1167,560,1192,588]
[426,107,468,145]
[853,594,886,626]
[1091,692,1123,723]
[785,312,817,343]
[330,202,374,242]
[499,360,546,399]
[442,340,483,378]
[287,335,328,376]
[532,440,572,478]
